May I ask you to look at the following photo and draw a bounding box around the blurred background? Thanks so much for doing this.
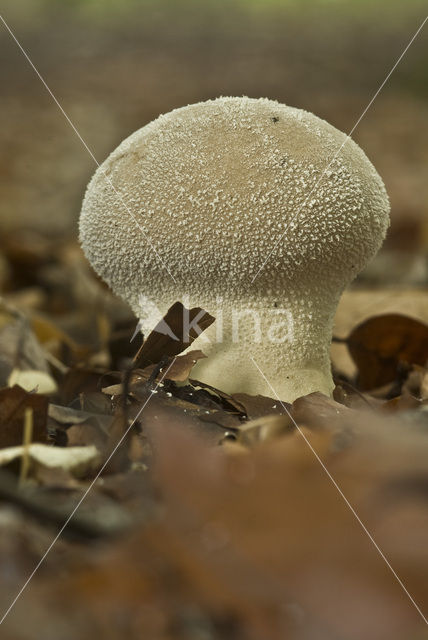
[0,0,427,282]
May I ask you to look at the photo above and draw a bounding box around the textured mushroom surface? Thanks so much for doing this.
[80,96,390,401]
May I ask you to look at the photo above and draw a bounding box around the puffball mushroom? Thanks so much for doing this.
[79,96,389,402]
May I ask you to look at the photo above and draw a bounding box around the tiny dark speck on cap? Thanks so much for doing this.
[272,116,279,123]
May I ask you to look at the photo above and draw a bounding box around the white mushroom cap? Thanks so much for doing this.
[79,96,390,401]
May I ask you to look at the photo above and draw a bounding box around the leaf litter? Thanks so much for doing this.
[0,236,427,639]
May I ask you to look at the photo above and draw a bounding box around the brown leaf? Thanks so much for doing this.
[232,393,290,419]
[345,314,428,390]
[291,391,355,429]
[133,350,207,384]
[0,385,48,448]
[380,392,422,414]
[189,379,248,416]
[333,381,382,410]
[66,423,107,450]
[133,301,215,368]
[59,367,120,405]
[199,410,243,430]
[132,387,232,449]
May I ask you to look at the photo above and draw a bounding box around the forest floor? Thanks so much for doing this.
[0,234,427,640]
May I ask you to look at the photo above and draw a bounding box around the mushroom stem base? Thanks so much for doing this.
[188,341,334,404]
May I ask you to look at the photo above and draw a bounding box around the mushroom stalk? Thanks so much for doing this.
[79,96,390,402]
[181,288,341,400]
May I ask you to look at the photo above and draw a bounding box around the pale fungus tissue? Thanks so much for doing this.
[79,96,390,402]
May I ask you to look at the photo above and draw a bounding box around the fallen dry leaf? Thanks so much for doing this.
[343,313,428,390]
[133,301,215,368]
[133,349,207,384]
[0,384,48,448]
[292,391,356,429]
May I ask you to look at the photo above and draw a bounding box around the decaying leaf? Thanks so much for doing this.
[132,301,215,369]
[232,393,289,419]
[189,379,248,416]
[0,384,48,448]
[133,350,207,384]
[292,391,355,429]
[344,313,428,390]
